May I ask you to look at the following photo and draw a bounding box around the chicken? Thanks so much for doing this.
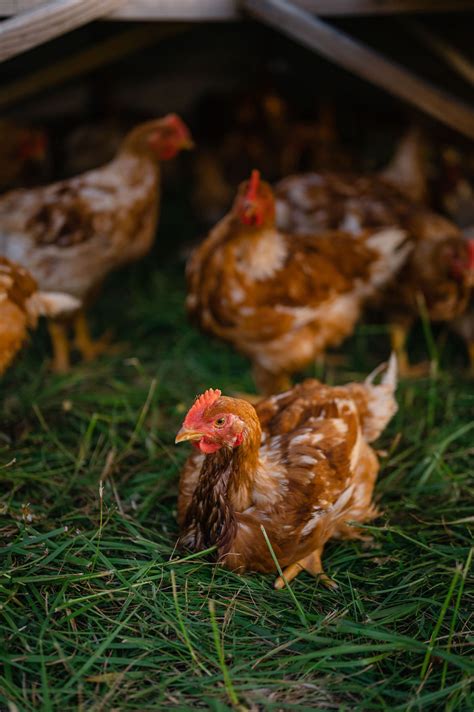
[192,150,234,226]
[379,127,429,205]
[187,169,408,394]
[175,356,397,588]
[280,101,353,176]
[378,231,473,374]
[0,114,193,372]
[0,257,79,375]
[0,120,47,192]
[275,128,430,236]
[275,137,472,375]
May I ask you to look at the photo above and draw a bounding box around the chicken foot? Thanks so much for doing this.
[274,548,337,590]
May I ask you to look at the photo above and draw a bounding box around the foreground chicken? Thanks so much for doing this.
[0,257,78,375]
[275,143,472,374]
[0,114,193,371]
[176,357,397,588]
[187,170,408,394]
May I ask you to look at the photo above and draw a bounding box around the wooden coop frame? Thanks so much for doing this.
[1,0,473,139]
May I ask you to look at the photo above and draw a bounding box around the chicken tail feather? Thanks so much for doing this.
[25,291,80,324]
[348,354,398,443]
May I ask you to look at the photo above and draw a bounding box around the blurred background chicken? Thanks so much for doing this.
[280,101,353,176]
[0,119,48,192]
[191,89,353,229]
[0,257,78,375]
[276,130,473,374]
[187,170,408,393]
[0,114,193,372]
[176,357,397,588]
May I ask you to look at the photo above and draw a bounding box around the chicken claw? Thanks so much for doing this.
[274,549,337,590]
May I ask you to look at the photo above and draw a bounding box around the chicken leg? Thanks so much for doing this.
[48,321,71,373]
[390,322,429,377]
[274,548,337,590]
[73,311,114,362]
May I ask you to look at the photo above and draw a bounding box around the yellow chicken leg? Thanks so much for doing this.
[390,322,429,378]
[274,548,337,590]
[73,311,114,362]
[48,321,71,373]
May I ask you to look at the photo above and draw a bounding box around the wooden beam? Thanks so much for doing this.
[292,1,474,15]
[244,0,474,139]
[2,0,474,20]
[0,24,186,109]
[0,0,124,63]
[108,0,238,21]
[0,1,49,12]
[405,20,474,87]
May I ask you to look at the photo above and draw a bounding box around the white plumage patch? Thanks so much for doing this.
[301,508,323,535]
[252,442,289,505]
[239,229,287,280]
[330,484,355,516]
[366,227,411,289]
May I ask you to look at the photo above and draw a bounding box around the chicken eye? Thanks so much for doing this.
[214,417,226,428]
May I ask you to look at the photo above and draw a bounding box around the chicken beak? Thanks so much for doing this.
[175,427,203,444]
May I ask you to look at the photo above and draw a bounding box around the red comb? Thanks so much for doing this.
[164,113,180,126]
[246,169,261,201]
[184,388,221,426]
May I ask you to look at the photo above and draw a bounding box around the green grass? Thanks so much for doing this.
[1,255,473,711]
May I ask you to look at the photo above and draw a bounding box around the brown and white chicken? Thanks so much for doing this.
[0,257,78,375]
[187,170,408,394]
[275,132,472,375]
[176,356,397,588]
[0,114,193,372]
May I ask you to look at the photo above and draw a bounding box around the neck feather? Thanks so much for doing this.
[180,417,261,555]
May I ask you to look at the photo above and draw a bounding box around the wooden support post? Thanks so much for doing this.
[0,24,187,109]
[405,20,474,87]
[292,1,474,15]
[0,0,124,63]
[244,0,474,139]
